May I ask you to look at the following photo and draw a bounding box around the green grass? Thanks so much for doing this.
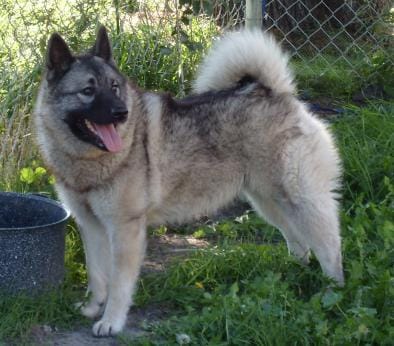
[0,285,85,342]
[1,102,393,344]
[333,102,394,206]
[293,56,359,101]
[0,1,393,343]
[131,180,393,344]
[127,102,394,345]
[293,49,394,102]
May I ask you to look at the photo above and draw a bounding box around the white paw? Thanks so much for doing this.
[92,318,124,337]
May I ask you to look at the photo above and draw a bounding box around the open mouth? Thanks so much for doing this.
[85,119,123,152]
[74,117,124,153]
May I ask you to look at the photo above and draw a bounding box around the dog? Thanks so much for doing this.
[34,26,344,336]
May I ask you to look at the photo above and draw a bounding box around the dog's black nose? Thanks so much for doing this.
[111,107,128,121]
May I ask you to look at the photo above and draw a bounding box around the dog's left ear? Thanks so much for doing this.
[92,26,114,64]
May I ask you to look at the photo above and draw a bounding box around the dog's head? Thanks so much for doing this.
[43,26,129,153]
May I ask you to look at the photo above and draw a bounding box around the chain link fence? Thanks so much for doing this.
[263,0,393,84]
[0,0,393,188]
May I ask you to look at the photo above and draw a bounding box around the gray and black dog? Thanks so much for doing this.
[34,27,343,336]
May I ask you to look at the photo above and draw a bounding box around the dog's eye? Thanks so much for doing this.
[82,87,95,96]
[112,82,120,96]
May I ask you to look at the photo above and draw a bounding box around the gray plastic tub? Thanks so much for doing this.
[0,192,70,293]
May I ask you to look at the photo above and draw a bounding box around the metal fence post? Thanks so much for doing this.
[246,0,262,29]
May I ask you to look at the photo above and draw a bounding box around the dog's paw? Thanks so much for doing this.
[92,318,124,337]
[75,301,104,319]
[82,302,104,319]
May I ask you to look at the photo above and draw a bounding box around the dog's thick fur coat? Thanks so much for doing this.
[34,28,343,336]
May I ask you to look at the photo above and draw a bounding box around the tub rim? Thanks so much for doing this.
[0,192,70,232]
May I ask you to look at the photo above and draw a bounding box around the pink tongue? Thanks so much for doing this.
[93,123,123,153]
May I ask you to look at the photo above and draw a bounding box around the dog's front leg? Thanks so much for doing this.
[92,216,146,337]
[56,187,110,319]
[77,219,110,319]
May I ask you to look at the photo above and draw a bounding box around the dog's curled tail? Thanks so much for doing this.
[193,30,295,95]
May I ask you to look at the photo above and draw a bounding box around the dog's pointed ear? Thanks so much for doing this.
[92,26,114,63]
[46,33,74,79]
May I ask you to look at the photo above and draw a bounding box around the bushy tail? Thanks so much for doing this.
[193,30,295,95]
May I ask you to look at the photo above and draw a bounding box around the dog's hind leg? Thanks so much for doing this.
[278,123,344,286]
[244,192,311,264]
[245,189,343,285]
[288,196,344,285]
[247,115,343,285]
